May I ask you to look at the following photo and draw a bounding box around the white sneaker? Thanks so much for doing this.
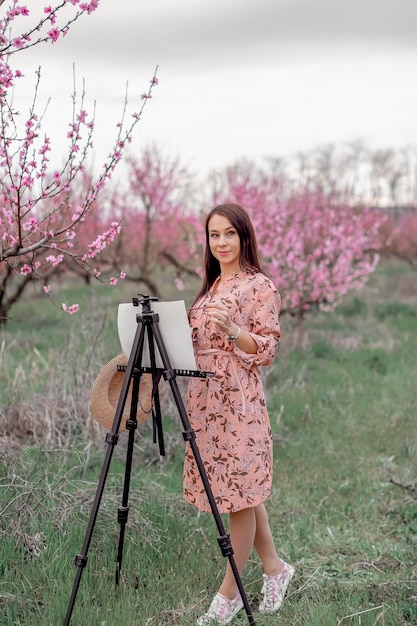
[197,592,243,625]
[259,561,295,613]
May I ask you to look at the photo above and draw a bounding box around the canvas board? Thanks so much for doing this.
[117,300,197,371]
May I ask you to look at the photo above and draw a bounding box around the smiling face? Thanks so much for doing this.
[207,213,241,274]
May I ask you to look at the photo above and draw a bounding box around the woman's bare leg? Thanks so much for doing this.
[216,503,285,599]
[218,507,256,599]
[253,503,284,575]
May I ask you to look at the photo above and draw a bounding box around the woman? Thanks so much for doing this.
[184,203,295,625]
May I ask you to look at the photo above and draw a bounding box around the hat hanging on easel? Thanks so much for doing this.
[90,354,153,431]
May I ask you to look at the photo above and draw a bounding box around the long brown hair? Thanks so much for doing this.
[193,203,264,304]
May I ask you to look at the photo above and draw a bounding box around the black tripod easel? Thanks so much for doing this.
[64,295,256,626]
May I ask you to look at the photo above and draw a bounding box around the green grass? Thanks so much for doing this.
[0,260,416,625]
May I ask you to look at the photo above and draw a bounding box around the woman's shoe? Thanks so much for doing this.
[259,561,295,613]
[197,592,243,625]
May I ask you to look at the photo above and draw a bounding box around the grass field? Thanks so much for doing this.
[0,261,416,625]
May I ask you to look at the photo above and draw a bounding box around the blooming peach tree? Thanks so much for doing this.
[209,160,383,319]
[0,0,157,323]
[100,145,201,296]
[379,206,417,270]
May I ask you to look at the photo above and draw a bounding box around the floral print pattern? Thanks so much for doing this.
[184,270,281,513]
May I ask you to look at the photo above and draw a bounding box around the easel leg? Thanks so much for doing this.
[115,371,141,585]
[149,316,256,625]
[63,323,147,625]
[63,430,121,625]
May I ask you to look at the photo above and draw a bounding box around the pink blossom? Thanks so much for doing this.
[22,175,34,188]
[109,277,118,286]
[71,205,83,221]
[20,264,32,276]
[77,110,87,123]
[45,254,64,267]
[8,5,29,17]
[12,38,25,49]
[119,272,126,279]
[175,277,185,291]
[38,139,51,155]
[80,1,99,14]
[23,217,38,230]
[43,285,51,294]
[47,29,60,43]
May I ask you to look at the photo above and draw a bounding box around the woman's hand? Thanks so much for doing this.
[205,303,258,354]
[205,303,238,337]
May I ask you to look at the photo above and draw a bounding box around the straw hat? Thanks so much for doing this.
[90,354,153,431]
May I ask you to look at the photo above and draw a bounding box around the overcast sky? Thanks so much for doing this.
[14,0,417,177]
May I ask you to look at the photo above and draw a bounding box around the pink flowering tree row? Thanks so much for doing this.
[93,154,384,320]
[0,0,158,323]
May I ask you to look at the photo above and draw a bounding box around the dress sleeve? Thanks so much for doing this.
[233,276,281,368]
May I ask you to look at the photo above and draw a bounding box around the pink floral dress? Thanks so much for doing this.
[183,270,281,513]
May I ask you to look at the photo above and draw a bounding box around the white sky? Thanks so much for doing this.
[11,0,417,178]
